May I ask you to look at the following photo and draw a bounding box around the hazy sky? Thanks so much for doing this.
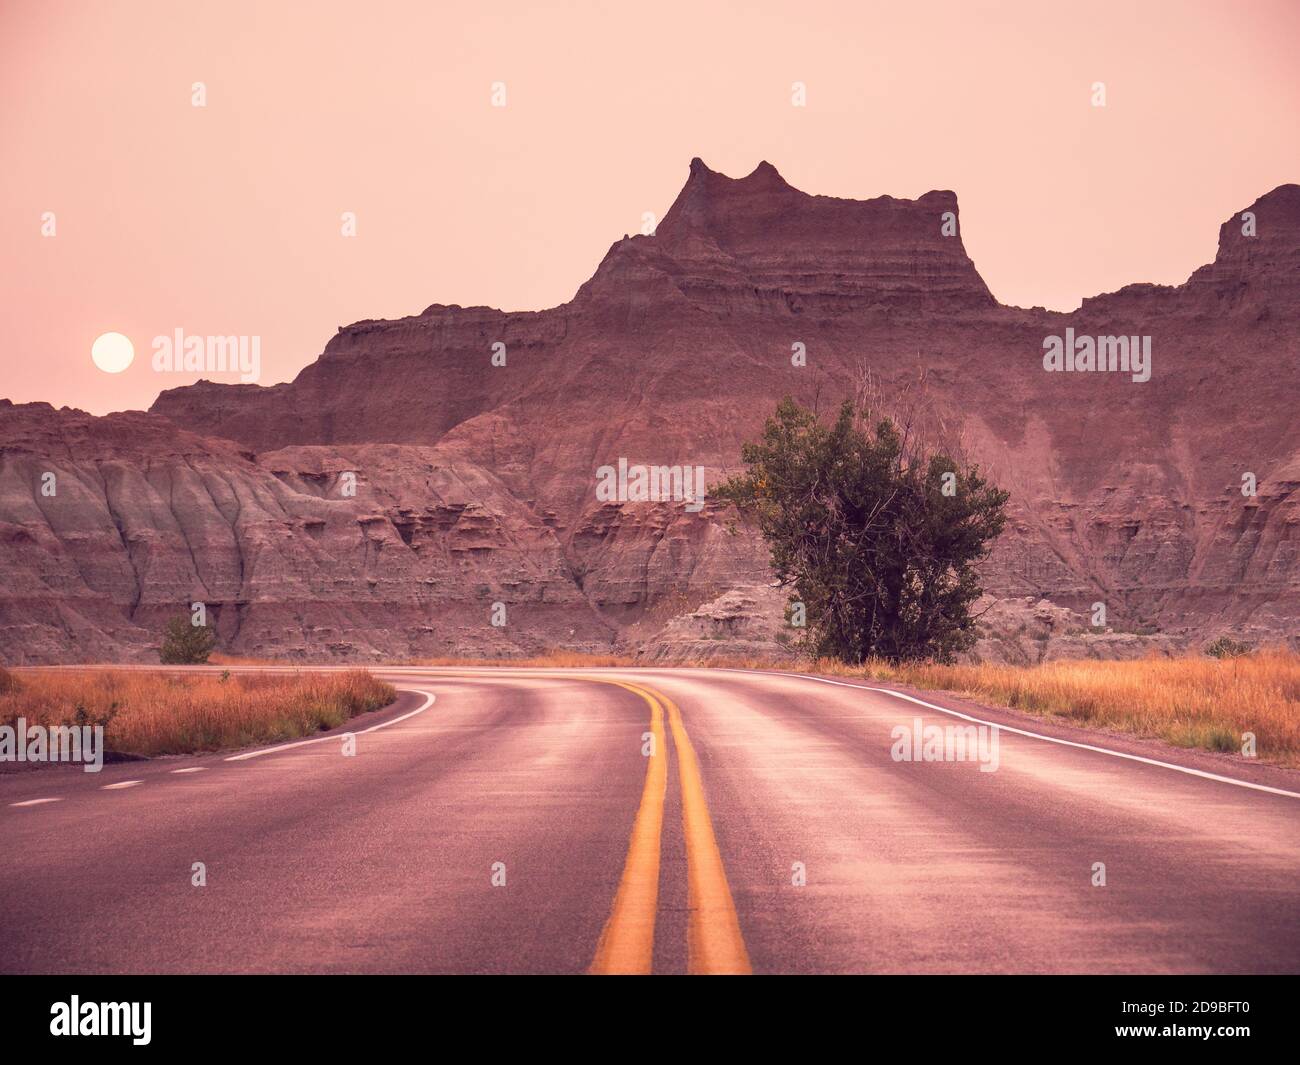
[2,0,1298,415]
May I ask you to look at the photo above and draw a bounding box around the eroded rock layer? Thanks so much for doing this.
[2,161,1297,662]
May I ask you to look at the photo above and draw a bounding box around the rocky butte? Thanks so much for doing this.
[1,159,1297,663]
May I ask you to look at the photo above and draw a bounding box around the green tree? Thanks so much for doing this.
[716,397,1009,664]
[159,614,217,664]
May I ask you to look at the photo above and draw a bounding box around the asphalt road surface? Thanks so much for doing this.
[2,666,1298,974]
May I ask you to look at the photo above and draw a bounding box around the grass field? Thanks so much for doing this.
[0,669,395,758]
[843,651,1300,767]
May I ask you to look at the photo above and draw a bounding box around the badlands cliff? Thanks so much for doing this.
[1,161,1296,662]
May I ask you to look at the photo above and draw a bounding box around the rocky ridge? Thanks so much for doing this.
[2,161,1296,663]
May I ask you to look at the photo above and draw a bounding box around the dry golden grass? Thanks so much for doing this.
[827,650,1300,766]
[7,646,1293,766]
[0,669,395,758]
[206,651,281,666]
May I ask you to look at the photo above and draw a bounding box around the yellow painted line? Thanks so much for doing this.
[662,691,752,975]
[361,669,750,975]
[588,681,668,975]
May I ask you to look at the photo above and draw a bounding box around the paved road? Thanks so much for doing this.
[2,667,1298,974]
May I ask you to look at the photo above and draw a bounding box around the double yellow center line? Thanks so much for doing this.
[589,680,751,976]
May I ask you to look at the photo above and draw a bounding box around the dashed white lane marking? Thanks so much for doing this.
[715,667,1300,801]
[170,767,206,774]
[101,780,143,790]
[9,797,62,807]
[223,688,437,763]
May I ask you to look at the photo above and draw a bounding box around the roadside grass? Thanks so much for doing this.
[206,651,281,666]
[834,651,1300,767]
[7,647,1295,766]
[0,669,395,758]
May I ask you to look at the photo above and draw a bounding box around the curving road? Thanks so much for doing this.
[1,666,1298,974]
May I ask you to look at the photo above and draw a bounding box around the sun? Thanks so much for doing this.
[91,331,134,374]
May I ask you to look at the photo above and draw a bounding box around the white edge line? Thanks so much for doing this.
[712,666,1300,801]
[223,688,436,763]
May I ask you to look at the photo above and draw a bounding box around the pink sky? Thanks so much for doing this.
[2,0,1298,415]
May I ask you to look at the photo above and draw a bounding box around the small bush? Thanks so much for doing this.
[1205,636,1253,659]
[160,615,217,664]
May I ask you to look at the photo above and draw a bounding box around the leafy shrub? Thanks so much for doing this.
[1205,636,1253,659]
[160,615,217,664]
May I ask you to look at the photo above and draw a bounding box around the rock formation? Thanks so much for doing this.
[2,161,1296,662]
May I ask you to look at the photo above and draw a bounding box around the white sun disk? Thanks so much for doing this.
[91,332,134,374]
